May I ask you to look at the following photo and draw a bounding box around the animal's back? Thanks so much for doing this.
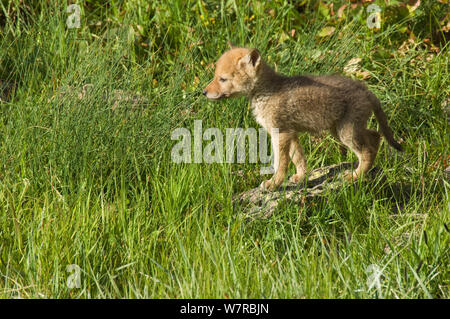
[263,74,368,132]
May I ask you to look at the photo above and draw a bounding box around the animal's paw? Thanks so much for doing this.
[342,171,358,182]
[289,173,305,184]
[260,179,277,192]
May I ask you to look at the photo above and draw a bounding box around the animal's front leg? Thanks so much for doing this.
[260,132,292,191]
[289,136,307,184]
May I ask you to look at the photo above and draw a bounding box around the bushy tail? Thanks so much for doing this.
[369,93,404,152]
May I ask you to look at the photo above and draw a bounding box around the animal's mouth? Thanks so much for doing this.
[207,93,229,100]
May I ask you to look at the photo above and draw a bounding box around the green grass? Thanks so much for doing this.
[0,0,448,298]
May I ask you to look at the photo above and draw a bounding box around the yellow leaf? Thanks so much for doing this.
[318,26,335,37]
[343,57,362,74]
[407,0,420,13]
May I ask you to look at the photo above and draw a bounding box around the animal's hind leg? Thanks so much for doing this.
[361,129,381,172]
[337,124,380,181]
[330,126,347,156]
[289,135,307,183]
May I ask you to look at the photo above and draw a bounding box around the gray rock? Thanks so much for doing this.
[233,162,382,219]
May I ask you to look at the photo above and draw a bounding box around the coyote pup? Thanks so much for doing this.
[203,45,403,191]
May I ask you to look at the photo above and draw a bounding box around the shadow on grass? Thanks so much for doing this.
[235,161,417,220]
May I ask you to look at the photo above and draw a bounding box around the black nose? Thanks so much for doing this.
[202,90,207,96]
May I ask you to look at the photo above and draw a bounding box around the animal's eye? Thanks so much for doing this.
[219,77,227,82]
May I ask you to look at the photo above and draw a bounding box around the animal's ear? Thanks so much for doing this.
[248,49,260,67]
[228,41,237,49]
[239,49,261,69]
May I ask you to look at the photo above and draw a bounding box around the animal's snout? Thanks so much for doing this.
[202,89,207,96]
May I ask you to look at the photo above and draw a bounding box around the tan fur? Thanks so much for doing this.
[204,47,404,191]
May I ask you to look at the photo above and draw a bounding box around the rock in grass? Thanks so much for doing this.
[233,162,382,219]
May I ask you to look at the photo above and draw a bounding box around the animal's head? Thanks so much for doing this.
[203,43,262,100]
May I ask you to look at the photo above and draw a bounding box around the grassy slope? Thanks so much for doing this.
[0,0,448,298]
